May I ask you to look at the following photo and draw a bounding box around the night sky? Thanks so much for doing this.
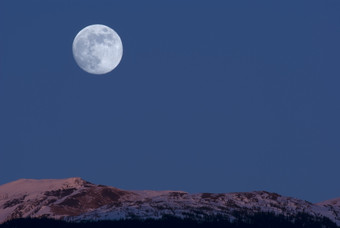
[1,1,340,203]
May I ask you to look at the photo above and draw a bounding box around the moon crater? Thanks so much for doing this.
[72,24,123,75]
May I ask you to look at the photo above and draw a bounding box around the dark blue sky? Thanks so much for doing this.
[1,0,340,203]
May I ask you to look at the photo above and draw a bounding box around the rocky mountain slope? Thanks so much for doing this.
[0,178,339,225]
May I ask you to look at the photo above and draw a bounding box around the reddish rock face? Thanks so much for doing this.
[51,186,134,216]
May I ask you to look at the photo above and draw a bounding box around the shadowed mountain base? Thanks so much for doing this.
[0,213,337,228]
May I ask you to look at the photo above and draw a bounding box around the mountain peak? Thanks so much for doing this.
[0,177,91,198]
[61,177,91,187]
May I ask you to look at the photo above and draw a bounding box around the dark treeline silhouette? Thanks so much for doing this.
[0,212,337,228]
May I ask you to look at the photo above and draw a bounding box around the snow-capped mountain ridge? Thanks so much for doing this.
[0,178,88,197]
[1,178,340,225]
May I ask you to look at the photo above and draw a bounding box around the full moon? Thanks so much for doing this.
[72,24,123,75]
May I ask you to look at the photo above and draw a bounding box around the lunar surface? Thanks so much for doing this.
[72,24,123,74]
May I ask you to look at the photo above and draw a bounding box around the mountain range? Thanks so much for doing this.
[0,177,339,225]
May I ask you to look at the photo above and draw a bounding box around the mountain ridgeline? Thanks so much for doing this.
[0,178,339,227]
